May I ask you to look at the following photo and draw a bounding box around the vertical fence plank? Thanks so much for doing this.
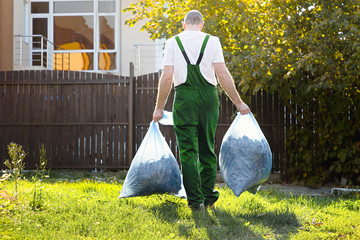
[128,63,134,165]
[278,92,285,175]
[65,84,72,165]
[120,125,125,166]
[96,126,102,170]
[69,84,76,165]
[120,79,128,166]
[102,126,108,168]
[107,84,114,167]
[113,82,120,167]
[85,80,92,168]
[113,125,119,167]
[79,126,85,169]
[31,84,40,168]
[134,75,142,153]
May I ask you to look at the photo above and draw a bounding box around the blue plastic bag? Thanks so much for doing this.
[219,112,272,197]
[118,121,182,198]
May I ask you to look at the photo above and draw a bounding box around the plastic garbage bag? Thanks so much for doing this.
[158,111,187,198]
[170,175,187,199]
[118,121,182,198]
[158,110,174,126]
[219,112,272,197]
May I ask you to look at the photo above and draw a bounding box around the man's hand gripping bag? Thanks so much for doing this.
[219,113,272,197]
[118,121,182,198]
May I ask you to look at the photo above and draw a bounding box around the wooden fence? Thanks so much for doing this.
[0,64,288,175]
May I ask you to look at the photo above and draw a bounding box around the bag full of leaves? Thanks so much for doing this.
[118,121,182,198]
[219,112,272,197]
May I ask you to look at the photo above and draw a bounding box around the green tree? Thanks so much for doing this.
[124,0,360,185]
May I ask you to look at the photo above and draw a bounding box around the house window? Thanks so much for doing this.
[99,0,115,13]
[53,1,94,13]
[30,0,118,72]
[31,2,49,13]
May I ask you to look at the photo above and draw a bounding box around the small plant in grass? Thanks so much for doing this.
[0,169,12,191]
[29,144,49,210]
[2,142,26,200]
[0,189,16,204]
[1,166,14,205]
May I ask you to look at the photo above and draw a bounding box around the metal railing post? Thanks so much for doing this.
[19,36,23,65]
[47,38,49,69]
[40,36,44,67]
[137,46,141,76]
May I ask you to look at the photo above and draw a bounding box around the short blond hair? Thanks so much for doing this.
[184,10,203,25]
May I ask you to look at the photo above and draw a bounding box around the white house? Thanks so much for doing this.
[0,0,164,76]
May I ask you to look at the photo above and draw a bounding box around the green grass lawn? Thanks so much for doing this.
[1,173,359,240]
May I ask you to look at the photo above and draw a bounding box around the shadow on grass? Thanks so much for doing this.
[148,198,300,240]
[238,209,300,238]
[193,209,263,240]
[149,199,182,223]
[147,200,263,239]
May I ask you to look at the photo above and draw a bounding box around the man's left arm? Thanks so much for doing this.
[153,65,174,122]
[214,62,250,115]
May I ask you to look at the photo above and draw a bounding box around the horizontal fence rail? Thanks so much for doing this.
[0,66,289,176]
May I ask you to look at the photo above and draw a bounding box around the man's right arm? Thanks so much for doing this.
[153,65,174,122]
[214,62,250,115]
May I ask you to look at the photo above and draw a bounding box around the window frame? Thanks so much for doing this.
[30,0,118,73]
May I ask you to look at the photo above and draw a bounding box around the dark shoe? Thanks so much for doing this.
[204,191,219,209]
[204,201,216,210]
[188,203,205,212]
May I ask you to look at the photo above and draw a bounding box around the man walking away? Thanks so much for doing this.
[153,10,250,210]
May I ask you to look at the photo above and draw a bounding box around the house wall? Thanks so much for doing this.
[13,0,31,68]
[13,0,26,36]
[120,0,157,76]
[0,0,14,71]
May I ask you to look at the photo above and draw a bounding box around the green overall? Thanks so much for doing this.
[173,35,220,206]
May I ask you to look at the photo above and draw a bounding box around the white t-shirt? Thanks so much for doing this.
[162,30,225,87]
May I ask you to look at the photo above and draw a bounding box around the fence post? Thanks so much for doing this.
[127,62,135,166]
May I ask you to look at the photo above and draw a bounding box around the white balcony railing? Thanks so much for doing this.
[134,43,164,76]
[14,35,70,70]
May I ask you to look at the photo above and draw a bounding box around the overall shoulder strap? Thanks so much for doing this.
[196,35,210,65]
[175,36,191,64]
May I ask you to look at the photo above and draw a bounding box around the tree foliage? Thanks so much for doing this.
[124,0,360,185]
